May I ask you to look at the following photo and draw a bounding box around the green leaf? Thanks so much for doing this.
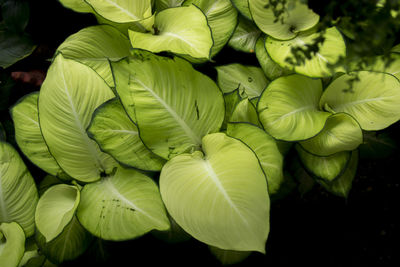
[228,16,261,53]
[318,150,359,198]
[36,216,92,264]
[249,0,319,40]
[258,74,330,141]
[84,0,152,23]
[299,113,363,156]
[359,131,397,159]
[1,0,30,32]
[38,54,117,182]
[255,35,292,80]
[58,0,92,13]
[230,98,260,126]
[156,0,185,11]
[77,166,170,240]
[111,51,224,160]
[289,157,315,196]
[216,63,269,98]
[35,184,80,243]
[88,98,165,171]
[227,123,283,195]
[160,133,270,253]
[185,0,238,59]
[10,92,63,177]
[296,144,351,182]
[38,175,63,197]
[392,44,400,53]
[319,71,400,131]
[222,89,242,130]
[355,54,400,80]
[56,25,132,87]
[0,31,36,69]
[209,246,251,265]
[0,222,25,267]
[231,0,252,20]
[265,27,346,78]
[129,5,213,59]
[0,141,38,237]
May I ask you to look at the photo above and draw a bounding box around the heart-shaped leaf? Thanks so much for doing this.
[0,222,25,267]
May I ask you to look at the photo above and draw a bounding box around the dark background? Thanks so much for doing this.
[1,0,399,266]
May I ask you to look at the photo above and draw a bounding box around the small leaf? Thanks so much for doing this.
[296,144,351,182]
[216,63,269,98]
[258,74,330,141]
[160,133,270,253]
[0,222,25,267]
[77,166,170,240]
[228,16,261,53]
[0,31,36,69]
[320,71,400,131]
[231,0,252,20]
[230,99,260,126]
[249,0,319,40]
[318,150,359,198]
[299,113,363,156]
[88,98,165,171]
[222,89,242,130]
[35,184,80,242]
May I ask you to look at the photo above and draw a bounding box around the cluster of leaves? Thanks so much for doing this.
[1,0,400,266]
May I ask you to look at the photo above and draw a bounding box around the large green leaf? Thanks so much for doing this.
[160,133,270,253]
[249,0,319,40]
[227,123,283,195]
[185,0,238,58]
[58,0,92,13]
[0,222,25,267]
[266,27,346,78]
[228,16,261,53]
[56,25,132,87]
[354,54,400,80]
[216,63,269,98]
[156,0,185,11]
[255,35,292,80]
[77,166,170,240]
[230,98,260,126]
[231,0,252,20]
[296,144,351,182]
[258,74,330,141]
[88,98,165,171]
[84,0,152,23]
[111,51,224,160]
[38,54,117,182]
[0,141,38,237]
[10,92,63,177]
[299,113,363,156]
[318,150,358,198]
[129,5,213,59]
[320,71,400,131]
[35,184,80,243]
[36,216,92,264]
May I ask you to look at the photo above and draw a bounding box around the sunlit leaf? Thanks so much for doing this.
[228,16,261,53]
[320,71,400,131]
[38,54,117,182]
[230,98,260,126]
[231,0,252,20]
[160,133,270,253]
[258,74,330,141]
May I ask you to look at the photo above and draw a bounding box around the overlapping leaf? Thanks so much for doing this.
[0,222,25,267]
[160,133,270,253]
[228,16,260,53]
[111,51,224,159]
[38,54,117,182]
